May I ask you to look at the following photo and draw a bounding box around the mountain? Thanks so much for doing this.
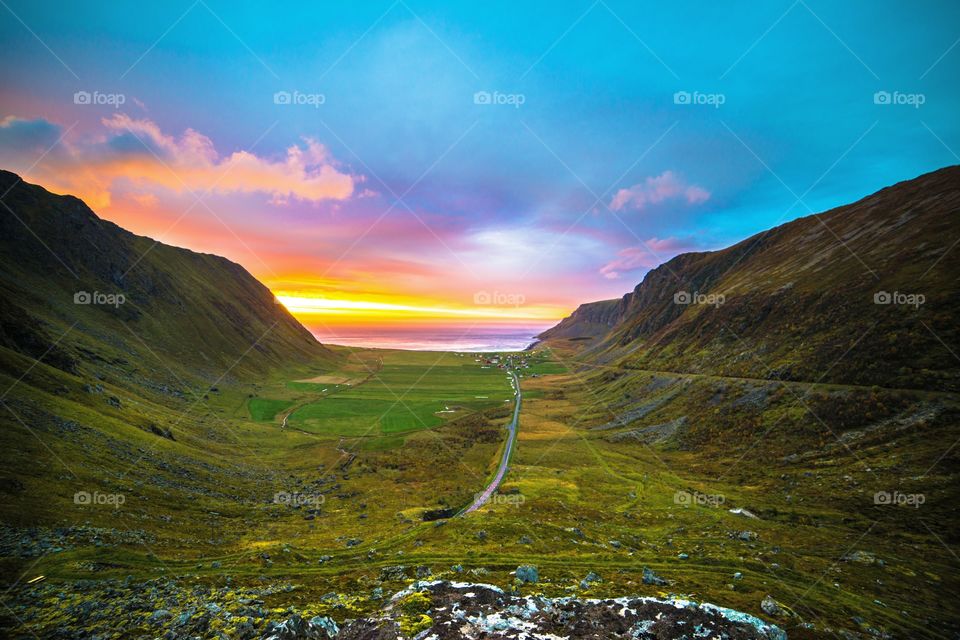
[537,298,625,342]
[542,166,960,391]
[1,173,958,640]
[0,170,334,392]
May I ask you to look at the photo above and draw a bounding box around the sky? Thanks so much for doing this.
[1,1,958,330]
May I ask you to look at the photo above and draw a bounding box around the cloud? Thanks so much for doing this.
[609,171,710,212]
[0,116,62,152]
[0,114,356,209]
[599,237,695,279]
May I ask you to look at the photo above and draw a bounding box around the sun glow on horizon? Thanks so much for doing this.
[275,293,567,324]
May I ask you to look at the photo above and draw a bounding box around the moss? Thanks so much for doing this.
[395,590,432,616]
[399,613,432,636]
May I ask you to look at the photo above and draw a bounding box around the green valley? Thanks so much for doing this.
[5,4,960,638]
[1,168,958,639]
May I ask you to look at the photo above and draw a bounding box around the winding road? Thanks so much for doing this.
[461,371,521,515]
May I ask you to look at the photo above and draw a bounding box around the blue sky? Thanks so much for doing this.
[1,0,958,322]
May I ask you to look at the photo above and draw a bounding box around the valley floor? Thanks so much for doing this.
[1,345,958,639]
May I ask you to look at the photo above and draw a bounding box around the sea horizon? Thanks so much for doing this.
[309,324,551,352]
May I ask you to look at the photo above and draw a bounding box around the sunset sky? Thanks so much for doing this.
[2,1,958,330]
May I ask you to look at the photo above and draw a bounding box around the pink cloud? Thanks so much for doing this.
[609,171,710,212]
[599,236,695,279]
[0,114,356,209]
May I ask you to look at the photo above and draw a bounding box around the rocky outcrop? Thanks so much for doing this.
[537,298,626,341]
[605,416,687,444]
[336,580,786,640]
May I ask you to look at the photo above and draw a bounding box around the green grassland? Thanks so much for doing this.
[248,398,295,421]
[241,350,515,438]
[1,343,958,638]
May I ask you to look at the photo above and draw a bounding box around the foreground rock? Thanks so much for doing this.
[263,614,339,639]
[2,576,785,639]
[337,580,786,640]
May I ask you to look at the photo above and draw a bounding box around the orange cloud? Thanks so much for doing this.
[0,114,356,209]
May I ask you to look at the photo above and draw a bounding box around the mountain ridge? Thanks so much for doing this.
[0,169,334,391]
[541,165,960,390]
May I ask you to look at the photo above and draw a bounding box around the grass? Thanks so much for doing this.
[284,351,515,436]
[285,381,340,393]
[247,397,295,421]
[522,360,570,375]
[1,344,958,639]
[355,435,406,451]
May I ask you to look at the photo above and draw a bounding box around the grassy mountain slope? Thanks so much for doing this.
[0,170,333,390]
[527,166,960,637]
[537,298,624,342]
[544,166,960,391]
[0,169,344,534]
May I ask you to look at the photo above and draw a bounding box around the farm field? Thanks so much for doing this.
[246,349,517,439]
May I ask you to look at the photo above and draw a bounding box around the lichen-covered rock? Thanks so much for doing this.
[642,567,667,586]
[760,595,793,619]
[579,571,602,589]
[261,613,338,639]
[338,580,787,640]
[515,565,539,583]
[379,565,408,581]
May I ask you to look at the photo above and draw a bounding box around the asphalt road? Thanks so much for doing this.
[461,371,520,515]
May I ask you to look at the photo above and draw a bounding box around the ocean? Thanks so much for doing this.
[309,325,551,352]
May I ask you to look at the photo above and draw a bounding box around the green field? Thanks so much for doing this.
[522,360,570,375]
[247,397,295,421]
[268,351,516,436]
